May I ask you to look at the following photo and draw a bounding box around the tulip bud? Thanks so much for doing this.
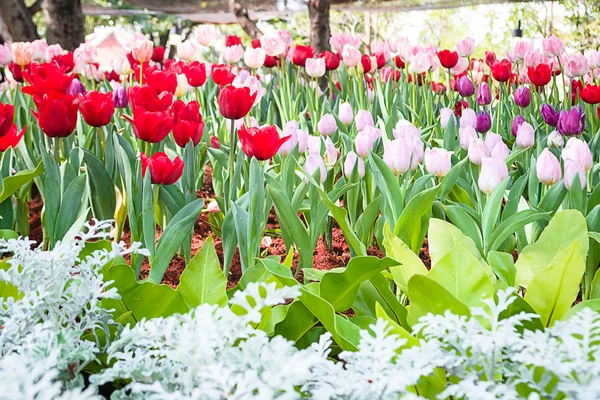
[297,129,309,153]
[557,106,586,136]
[511,115,526,137]
[317,113,337,136]
[514,86,531,108]
[132,38,153,63]
[536,148,562,185]
[440,107,454,129]
[307,135,322,154]
[456,37,475,58]
[207,201,220,213]
[476,82,492,105]
[541,104,559,127]
[468,137,486,165]
[516,121,535,149]
[341,45,361,67]
[460,108,477,129]
[383,138,413,175]
[457,76,475,97]
[113,85,128,109]
[304,153,327,182]
[244,47,266,69]
[69,78,86,95]
[278,120,299,156]
[564,160,586,190]
[355,109,374,131]
[424,148,452,177]
[223,44,243,64]
[339,102,354,126]
[562,137,592,171]
[459,125,478,150]
[478,156,508,194]
[547,130,564,148]
[475,111,492,133]
[344,151,365,179]
[178,40,198,61]
[306,57,326,78]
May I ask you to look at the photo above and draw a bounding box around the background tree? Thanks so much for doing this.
[42,0,84,50]
[0,0,40,42]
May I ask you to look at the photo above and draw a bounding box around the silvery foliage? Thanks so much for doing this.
[0,220,147,398]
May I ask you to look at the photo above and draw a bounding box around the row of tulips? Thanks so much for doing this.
[1,30,600,295]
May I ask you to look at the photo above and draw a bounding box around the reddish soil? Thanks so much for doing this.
[28,193,44,245]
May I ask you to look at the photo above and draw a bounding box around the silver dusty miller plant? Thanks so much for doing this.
[0,220,147,398]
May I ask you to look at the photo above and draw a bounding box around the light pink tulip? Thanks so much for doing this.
[563,54,589,78]
[0,43,13,66]
[278,121,299,156]
[587,51,600,70]
[456,37,475,57]
[261,33,286,56]
[297,129,309,153]
[132,38,153,63]
[536,148,562,185]
[542,35,565,58]
[244,47,266,69]
[564,160,586,190]
[383,138,413,175]
[468,137,486,165]
[547,131,564,148]
[523,50,546,68]
[408,51,431,74]
[440,108,455,129]
[450,57,469,75]
[194,25,217,46]
[307,136,322,154]
[304,154,327,183]
[330,33,361,53]
[306,58,326,78]
[317,114,337,136]
[512,40,533,60]
[393,120,421,140]
[344,151,366,179]
[355,110,374,132]
[324,137,339,166]
[177,40,197,61]
[478,156,508,194]
[11,42,32,66]
[30,39,48,61]
[339,102,354,126]
[355,130,376,158]
[484,132,503,155]
[516,122,535,149]
[425,148,452,177]
[223,44,243,64]
[342,45,361,67]
[460,108,477,129]
[460,126,478,150]
[562,137,592,171]
[45,44,64,61]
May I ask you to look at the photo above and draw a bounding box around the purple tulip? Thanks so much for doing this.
[541,104,559,127]
[68,78,86,95]
[476,82,492,105]
[514,86,531,108]
[475,110,491,133]
[511,115,526,137]
[557,106,586,136]
[113,85,128,109]
[457,76,475,97]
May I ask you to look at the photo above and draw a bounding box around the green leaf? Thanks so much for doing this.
[55,174,87,241]
[439,157,467,200]
[516,210,588,287]
[443,204,483,251]
[428,219,489,273]
[374,302,419,350]
[0,162,44,204]
[177,236,227,308]
[488,209,551,253]
[83,150,116,221]
[383,223,427,294]
[562,299,600,320]
[0,230,18,241]
[0,260,21,300]
[150,198,204,282]
[524,242,585,327]
[394,186,440,254]
[481,178,509,252]
[407,274,470,326]
[488,251,516,287]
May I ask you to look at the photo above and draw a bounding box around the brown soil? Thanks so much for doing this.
[28,193,44,245]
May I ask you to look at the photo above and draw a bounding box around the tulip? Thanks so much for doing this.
[207,201,220,213]
[123,109,172,143]
[542,36,565,58]
[355,110,374,131]
[459,125,478,150]
[580,84,600,105]
[292,45,315,67]
[183,61,207,87]
[304,153,327,183]
[541,104,559,127]
[128,85,172,113]
[512,40,533,60]
[0,123,25,152]
[510,115,525,138]
[7,62,28,83]
[318,113,337,136]
[409,51,431,74]
[564,160,586,190]
[394,55,406,69]
[31,92,79,138]
[475,111,492,134]
[360,55,377,74]
[341,45,361,67]
[536,148,562,185]
[437,50,459,69]
[456,38,475,57]
[69,78,86,96]
[225,35,242,47]
[238,125,290,160]
[278,121,299,156]
[244,47,266,69]
[223,44,243,64]
[562,137,592,171]
[0,43,13,66]
[132,38,153,63]
[440,108,454,129]
[143,68,178,95]
[485,51,497,66]
[344,151,366,179]
[79,90,115,127]
[194,25,217,47]
[325,137,340,165]
[22,63,74,98]
[0,103,14,138]
[425,148,452,177]
[468,137,486,165]
[211,64,236,86]
[319,51,340,71]
[306,58,326,78]
[516,122,535,149]
[527,64,552,87]
[383,138,414,175]
[514,87,531,108]
[11,42,32,66]
[338,102,354,126]
[175,73,191,97]
[557,106,585,136]
[478,156,508,194]
[456,76,475,97]
[113,85,128,109]
[260,34,286,56]
[564,55,589,78]
[141,152,184,185]
[476,82,492,105]
[210,136,220,149]
[172,100,204,147]
[460,108,477,129]
[490,59,511,82]
[218,86,256,120]
[393,120,421,140]
[177,40,198,61]
[355,129,377,158]
[547,131,564,148]
[151,46,165,62]
[484,132,503,154]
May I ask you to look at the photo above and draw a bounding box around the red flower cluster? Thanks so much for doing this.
[172,100,205,147]
[0,103,25,152]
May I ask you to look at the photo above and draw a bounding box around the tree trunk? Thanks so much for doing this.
[229,0,262,39]
[42,0,84,51]
[0,0,40,42]
[308,0,331,53]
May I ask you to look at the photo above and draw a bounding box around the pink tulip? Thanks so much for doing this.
[132,38,153,63]
[440,108,454,129]
[460,126,478,150]
[194,25,217,46]
[536,148,562,185]
[0,44,13,66]
[478,156,508,194]
[223,44,243,64]
[512,40,533,60]
[456,37,475,57]
[542,36,565,58]
[468,137,486,165]
[408,51,431,74]
[516,122,535,149]
[339,102,354,126]
[562,137,592,172]
[317,113,337,136]
[306,58,326,78]
[297,129,309,153]
[587,51,600,70]
[383,138,414,175]
[355,110,374,132]
[278,121,299,156]
[393,120,421,140]
[244,47,266,69]
[304,153,327,183]
[484,132,503,154]
[548,131,564,148]
[260,33,286,56]
[425,148,453,177]
[307,136,322,154]
[344,151,366,179]
[460,108,477,129]
[563,54,589,78]
[489,141,510,160]
[30,39,48,61]
[11,42,32,66]
[564,160,586,190]
[341,45,361,67]
[45,44,64,61]
[450,57,469,75]
[324,137,339,166]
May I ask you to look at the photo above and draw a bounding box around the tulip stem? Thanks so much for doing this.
[227,121,237,211]
[53,138,60,161]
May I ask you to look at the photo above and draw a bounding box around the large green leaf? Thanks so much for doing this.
[383,224,427,294]
[488,251,516,287]
[0,162,44,204]
[515,210,588,287]
[55,174,87,241]
[524,242,585,327]
[177,235,227,308]
[487,209,551,253]
[374,302,419,350]
[83,150,116,221]
[394,186,440,254]
[407,274,470,326]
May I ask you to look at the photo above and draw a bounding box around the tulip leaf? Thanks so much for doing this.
[83,150,116,222]
[383,223,427,295]
[0,162,44,204]
[55,174,87,241]
[394,185,440,254]
[488,209,551,253]
[442,204,483,251]
[481,178,509,253]
[488,251,517,288]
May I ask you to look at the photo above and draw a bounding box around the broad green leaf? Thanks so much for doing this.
[274,300,317,343]
[0,230,18,241]
[562,299,600,320]
[488,251,517,287]
[394,186,440,254]
[428,219,489,273]
[524,242,585,327]
[0,162,44,204]
[383,223,427,294]
[177,236,227,308]
[374,302,419,350]
[407,274,470,326]
[488,209,551,253]
[443,204,483,251]
[83,150,116,221]
[55,174,87,241]
[516,210,588,287]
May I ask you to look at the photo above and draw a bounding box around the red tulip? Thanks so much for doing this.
[292,45,315,67]
[360,54,373,74]
[251,39,261,49]
[123,109,172,143]
[238,125,290,160]
[211,64,236,85]
[22,63,74,98]
[0,124,25,152]
[210,136,220,149]
[126,51,140,67]
[0,103,15,138]
[572,79,584,105]
[527,64,552,87]
[172,100,205,147]
[225,35,242,47]
[375,52,386,69]
[141,152,184,185]
[454,100,469,117]
[181,61,206,87]
[485,51,497,67]
[128,85,172,113]
[51,52,75,73]
[151,46,166,62]
[437,50,459,69]
[79,90,115,127]
[581,84,600,105]
[395,55,406,69]
[490,59,512,82]
[319,51,340,71]
[263,55,280,68]
[217,85,256,120]
[432,82,446,95]
[7,62,26,83]
[104,70,121,82]
[31,91,79,138]
[143,68,177,95]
